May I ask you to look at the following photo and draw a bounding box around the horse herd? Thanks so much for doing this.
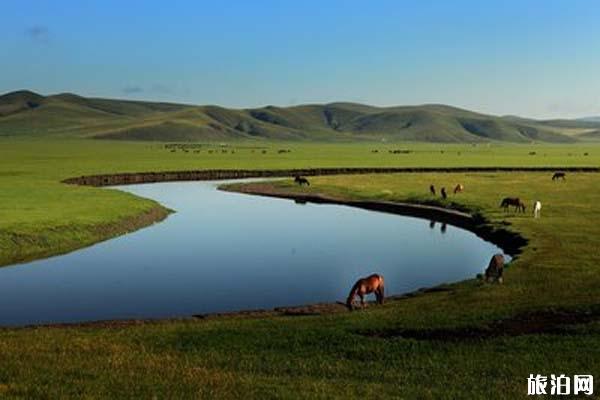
[497,171,565,217]
[299,171,566,310]
[431,172,566,218]
[430,183,463,199]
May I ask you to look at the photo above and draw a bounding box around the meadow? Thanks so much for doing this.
[2,138,599,267]
[0,138,599,398]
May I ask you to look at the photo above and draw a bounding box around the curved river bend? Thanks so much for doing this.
[0,180,506,326]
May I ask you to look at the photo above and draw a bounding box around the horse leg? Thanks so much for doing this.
[360,294,365,308]
[377,287,385,304]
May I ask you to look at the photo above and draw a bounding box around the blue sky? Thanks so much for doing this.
[1,0,599,118]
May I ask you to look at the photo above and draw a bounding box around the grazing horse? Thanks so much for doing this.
[441,187,448,199]
[500,197,526,212]
[552,172,566,181]
[453,184,464,194]
[346,274,385,310]
[294,175,310,186]
[430,184,436,196]
[533,200,542,218]
[485,254,505,283]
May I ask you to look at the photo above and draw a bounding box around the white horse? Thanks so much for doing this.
[533,201,542,218]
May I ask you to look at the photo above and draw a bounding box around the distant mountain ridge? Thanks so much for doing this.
[1,90,598,142]
[578,116,600,123]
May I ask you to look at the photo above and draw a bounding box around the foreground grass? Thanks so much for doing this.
[0,138,599,398]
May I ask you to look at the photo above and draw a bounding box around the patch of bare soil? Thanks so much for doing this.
[358,307,600,341]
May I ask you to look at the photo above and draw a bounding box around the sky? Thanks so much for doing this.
[1,0,599,119]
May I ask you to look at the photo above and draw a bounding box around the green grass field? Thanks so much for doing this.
[1,138,599,266]
[0,138,599,398]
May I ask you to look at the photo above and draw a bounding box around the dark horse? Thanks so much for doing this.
[294,175,310,186]
[429,184,436,196]
[500,197,526,212]
[552,172,566,181]
[441,187,448,199]
[346,274,385,310]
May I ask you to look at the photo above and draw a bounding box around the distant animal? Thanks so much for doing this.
[294,175,310,186]
[453,184,464,194]
[441,187,447,199]
[346,274,385,310]
[484,254,505,283]
[500,197,526,212]
[430,184,436,196]
[552,172,566,181]
[533,200,542,218]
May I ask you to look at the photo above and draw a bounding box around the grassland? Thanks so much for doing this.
[0,138,599,398]
[1,138,599,267]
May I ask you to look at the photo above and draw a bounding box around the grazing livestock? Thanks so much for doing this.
[430,184,436,196]
[441,187,447,200]
[346,274,385,310]
[533,201,542,218]
[552,172,566,181]
[500,197,526,212]
[453,184,464,194]
[294,175,310,186]
[484,254,505,283]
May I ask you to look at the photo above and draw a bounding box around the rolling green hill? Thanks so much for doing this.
[1,90,598,142]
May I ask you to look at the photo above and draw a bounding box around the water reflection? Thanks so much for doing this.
[0,180,506,326]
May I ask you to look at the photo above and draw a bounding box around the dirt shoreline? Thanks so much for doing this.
[62,166,600,187]
[6,285,456,330]
[222,182,527,257]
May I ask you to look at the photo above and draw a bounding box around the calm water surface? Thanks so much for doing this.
[0,180,506,326]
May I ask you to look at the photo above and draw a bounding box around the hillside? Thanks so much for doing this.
[578,116,600,123]
[1,90,597,142]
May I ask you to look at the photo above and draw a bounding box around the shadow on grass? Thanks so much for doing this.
[357,306,600,341]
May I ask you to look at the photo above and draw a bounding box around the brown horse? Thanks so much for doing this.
[453,184,464,194]
[346,274,385,310]
[441,187,448,199]
[552,172,566,181]
[500,197,526,212]
[294,175,310,186]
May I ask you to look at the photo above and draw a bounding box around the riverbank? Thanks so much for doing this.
[0,204,171,268]
[221,181,527,257]
[62,166,600,187]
